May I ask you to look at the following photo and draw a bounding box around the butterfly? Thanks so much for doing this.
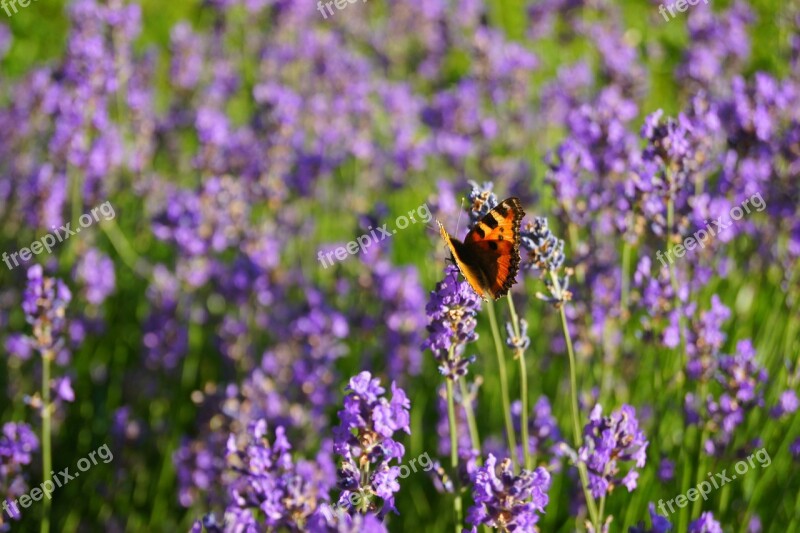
[437,197,525,301]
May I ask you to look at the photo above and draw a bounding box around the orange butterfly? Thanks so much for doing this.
[437,197,525,301]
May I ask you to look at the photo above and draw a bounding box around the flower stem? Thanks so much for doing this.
[506,296,531,470]
[550,271,600,529]
[486,299,520,467]
[458,378,481,455]
[446,378,463,532]
[41,351,52,533]
[621,240,632,320]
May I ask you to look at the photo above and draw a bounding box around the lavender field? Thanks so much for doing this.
[1,0,799,531]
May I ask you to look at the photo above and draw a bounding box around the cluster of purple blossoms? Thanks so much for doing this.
[204,419,335,531]
[332,372,410,520]
[73,248,116,307]
[467,181,499,226]
[790,438,800,460]
[520,217,572,307]
[628,506,723,533]
[466,453,551,531]
[703,340,767,455]
[423,265,482,380]
[771,390,800,419]
[685,295,732,380]
[685,338,768,456]
[16,265,76,408]
[520,217,566,274]
[688,512,723,533]
[0,422,39,528]
[22,265,71,357]
[578,404,648,499]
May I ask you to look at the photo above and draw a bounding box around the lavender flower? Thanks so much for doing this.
[700,339,767,455]
[73,248,116,306]
[505,319,530,352]
[467,181,499,226]
[333,372,410,518]
[790,438,800,460]
[0,423,39,526]
[520,217,566,273]
[686,295,732,381]
[222,420,334,530]
[769,390,799,418]
[520,217,572,306]
[466,453,551,531]
[307,507,388,532]
[423,265,482,380]
[579,404,648,498]
[657,458,675,482]
[23,264,71,356]
[688,512,723,533]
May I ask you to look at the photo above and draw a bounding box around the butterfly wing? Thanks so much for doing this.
[462,197,524,299]
[438,197,524,301]
[438,221,491,299]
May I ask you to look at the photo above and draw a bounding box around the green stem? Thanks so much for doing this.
[100,219,148,277]
[458,378,481,455]
[560,306,600,528]
[486,299,520,467]
[41,351,52,533]
[666,185,693,531]
[506,296,531,470]
[621,240,632,321]
[598,495,606,529]
[551,273,600,529]
[446,378,463,532]
[518,350,531,471]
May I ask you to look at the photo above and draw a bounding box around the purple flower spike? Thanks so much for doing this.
[423,265,482,380]
[579,404,649,498]
[23,264,72,355]
[0,422,39,524]
[688,512,723,533]
[467,181,499,226]
[222,420,332,531]
[466,453,551,530]
[790,438,800,460]
[333,372,410,519]
[769,390,799,418]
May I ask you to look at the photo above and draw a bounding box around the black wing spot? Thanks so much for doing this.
[484,215,499,229]
[488,241,498,250]
[499,234,504,241]
[474,225,486,238]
